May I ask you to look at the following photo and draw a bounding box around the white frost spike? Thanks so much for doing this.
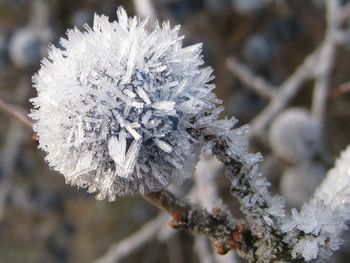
[108,131,141,178]
[108,131,127,169]
[152,101,175,112]
[30,6,219,199]
[314,145,350,211]
[136,86,151,104]
[125,125,141,140]
[155,139,173,153]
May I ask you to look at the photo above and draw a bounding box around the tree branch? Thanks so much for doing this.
[226,57,276,99]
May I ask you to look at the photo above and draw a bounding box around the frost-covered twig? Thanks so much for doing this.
[311,0,339,125]
[226,57,276,99]
[280,145,350,261]
[246,0,343,138]
[249,50,316,137]
[196,118,289,261]
[95,214,168,263]
[196,106,350,262]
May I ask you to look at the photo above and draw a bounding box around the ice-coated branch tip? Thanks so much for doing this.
[30,7,220,200]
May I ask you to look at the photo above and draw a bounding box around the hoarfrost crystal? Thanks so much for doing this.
[30,7,219,200]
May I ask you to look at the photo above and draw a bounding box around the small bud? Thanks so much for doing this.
[170,210,183,222]
[212,207,222,218]
[228,239,240,250]
[214,241,229,255]
[168,220,179,229]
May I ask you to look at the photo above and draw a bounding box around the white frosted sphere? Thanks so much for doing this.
[9,28,42,68]
[30,8,219,200]
[280,162,326,208]
[269,108,321,164]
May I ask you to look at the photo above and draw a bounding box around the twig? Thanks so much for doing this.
[165,234,185,263]
[226,57,276,99]
[94,214,168,263]
[0,97,33,128]
[194,155,218,263]
[144,190,245,255]
[195,156,238,263]
[0,84,29,221]
[330,81,350,98]
[243,0,344,138]
[311,0,339,124]
[194,237,216,263]
[249,50,316,137]
[339,1,350,23]
[0,121,25,220]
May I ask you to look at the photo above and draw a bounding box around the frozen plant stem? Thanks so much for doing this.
[144,190,247,254]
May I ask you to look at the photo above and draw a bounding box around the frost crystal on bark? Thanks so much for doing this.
[30,7,219,200]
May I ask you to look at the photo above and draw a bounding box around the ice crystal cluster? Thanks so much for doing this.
[282,145,350,261]
[30,7,219,200]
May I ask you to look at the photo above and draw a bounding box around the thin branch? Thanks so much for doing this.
[94,214,168,263]
[339,1,350,23]
[226,57,276,99]
[311,0,339,124]
[195,156,239,263]
[0,84,29,221]
[0,97,33,128]
[0,121,25,220]
[250,50,316,137]
[329,81,350,98]
[194,237,216,263]
[144,190,246,255]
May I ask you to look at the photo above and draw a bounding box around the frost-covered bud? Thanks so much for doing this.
[9,27,52,68]
[280,162,325,208]
[269,108,321,164]
[30,7,219,200]
[9,27,41,67]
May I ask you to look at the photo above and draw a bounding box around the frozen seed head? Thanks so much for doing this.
[269,108,321,164]
[30,7,220,200]
[280,162,325,208]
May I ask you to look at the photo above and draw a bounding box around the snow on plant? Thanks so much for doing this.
[30,6,350,262]
[282,145,350,261]
[30,7,219,200]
